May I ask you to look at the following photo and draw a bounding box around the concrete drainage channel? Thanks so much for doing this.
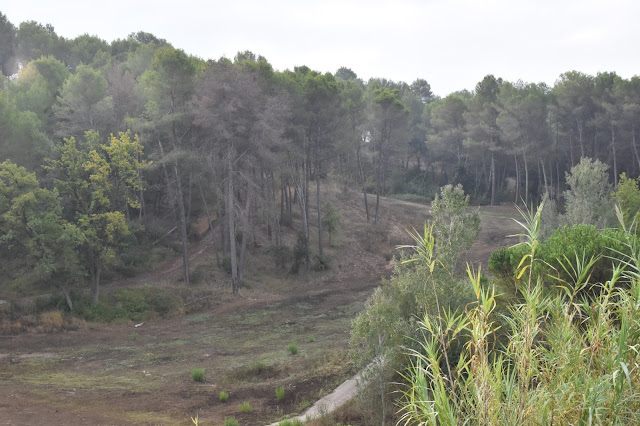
[266,371,362,425]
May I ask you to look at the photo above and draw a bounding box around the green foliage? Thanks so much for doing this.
[431,184,481,271]
[268,244,292,270]
[613,172,640,232]
[399,204,640,424]
[0,89,48,169]
[288,343,299,355]
[322,201,341,246]
[563,157,615,228]
[238,401,252,413]
[278,420,303,426]
[312,253,332,271]
[275,385,285,401]
[190,368,205,382]
[351,224,475,422]
[53,65,114,138]
[73,286,181,322]
[291,232,308,274]
[46,130,148,302]
[0,160,83,292]
[224,417,239,426]
[219,390,229,402]
[489,223,631,297]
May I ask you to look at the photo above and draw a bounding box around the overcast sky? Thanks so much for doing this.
[3,0,639,96]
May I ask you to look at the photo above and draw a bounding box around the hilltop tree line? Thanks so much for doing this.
[1,12,639,302]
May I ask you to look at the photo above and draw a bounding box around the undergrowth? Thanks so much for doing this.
[399,204,640,424]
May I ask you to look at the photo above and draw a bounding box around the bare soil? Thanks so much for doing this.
[0,189,519,425]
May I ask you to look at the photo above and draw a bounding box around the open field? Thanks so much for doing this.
[0,190,520,425]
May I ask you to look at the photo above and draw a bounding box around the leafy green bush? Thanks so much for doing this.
[312,253,331,271]
[72,286,181,322]
[219,390,229,402]
[224,418,239,426]
[489,224,632,297]
[190,368,205,382]
[278,420,303,426]
[288,343,298,355]
[275,385,285,401]
[268,244,292,269]
[238,401,252,413]
[322,201,341,246]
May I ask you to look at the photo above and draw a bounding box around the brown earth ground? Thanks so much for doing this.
[0,189,520,426]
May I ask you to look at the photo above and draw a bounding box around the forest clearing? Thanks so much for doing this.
[0,193,519,425]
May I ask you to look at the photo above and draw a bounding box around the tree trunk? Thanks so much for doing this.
[238,185,251,283]
[374,146,383,224]
[89,252,101,304]
[60,285,73,311]
[577,119,585,158]
[356,144,370,222]
[541,159,548,196]
[316,160,323,257]
[157,136,189,284]
[173,161,190,285]
[227,147,238,294]
[490,153,496,206]
[611,123,618,187]
[631,127,640,172]
[514,155,519,205]
[523,151,529,206]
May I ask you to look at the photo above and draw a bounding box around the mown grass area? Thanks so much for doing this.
[0,277,373,424]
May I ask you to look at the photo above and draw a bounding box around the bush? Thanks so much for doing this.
[219,390,229,402]
[72,286,181,323]
[224,418,239,426]
[39,311,64,332]
[268,244,292,269]
[190,368,205,382]
[238,401,252,413]
[278,420,303,426]
[312,253,331,271]
[488,224,632,297]
[322,201,341,246]
[291,232,308,274]
[275,385,285,401]
[288,343,298,355]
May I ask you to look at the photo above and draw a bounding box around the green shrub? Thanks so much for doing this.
[322,201,341,246]
[488,224,633,298]
[288,343,298,355]
[221,254,232,274]
[275,385,285,401]
[268,244,292,269]
[219,390,229,402]
[312,253,331,271]
[190,368,205,382]
[224,418,239,426]
[291,232,308,274]
[278,420,303,426]
[238,401,252,413]
[233,361,278,380]
[307,335,315,343]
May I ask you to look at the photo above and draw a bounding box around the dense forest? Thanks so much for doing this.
[2,13,639,304]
